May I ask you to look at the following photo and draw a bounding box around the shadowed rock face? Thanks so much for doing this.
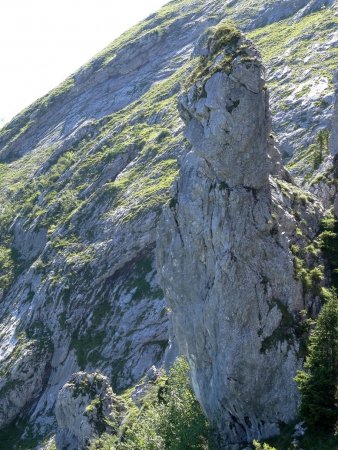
[0,334,52,430]
[156,28,321,446]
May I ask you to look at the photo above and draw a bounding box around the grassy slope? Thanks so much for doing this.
[248,7,338,82]
[1,4,337,247]
[248,7,338,175]
[0,0,210,293]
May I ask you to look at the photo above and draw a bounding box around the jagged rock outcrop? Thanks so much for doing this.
[130,365,164,407]
[157,24,322,447]
[55,372,125,450]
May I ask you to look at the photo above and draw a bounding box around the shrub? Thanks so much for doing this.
[210,22,242,55]
[313,130,329,170]
[253,440,276,450]
[319,215,338,291]
[98,357,211,450]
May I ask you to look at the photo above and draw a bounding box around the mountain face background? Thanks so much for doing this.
[0,0,337,448]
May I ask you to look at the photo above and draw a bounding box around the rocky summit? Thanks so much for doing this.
[0,1,337,449]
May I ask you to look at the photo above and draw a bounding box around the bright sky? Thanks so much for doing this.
[0,0,169,125]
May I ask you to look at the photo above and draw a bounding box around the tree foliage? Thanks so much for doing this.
[91,357,211,450]
[121,357,210,450]
[295,290,338,430]
[313,129,329,170]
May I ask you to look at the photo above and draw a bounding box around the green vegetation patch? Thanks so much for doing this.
[209,22,242,55]
[288,130,330,179]
[317,214,338,291]
[71,329,106,369]
[187,22,252,90]
[0,419,42,450]
[262,421,338,450]
[260,298,297,353]
[295,289,338,431]
[90,357,213,450]
[248,8,338,80]
[124,257,164,302]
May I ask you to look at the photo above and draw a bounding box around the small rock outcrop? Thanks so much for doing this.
[157,24,322,446]
[55,372,125,450]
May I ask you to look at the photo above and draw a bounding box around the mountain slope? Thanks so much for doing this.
[0,0,337,447]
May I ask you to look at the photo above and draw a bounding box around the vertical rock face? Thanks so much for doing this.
[157,25,313,446]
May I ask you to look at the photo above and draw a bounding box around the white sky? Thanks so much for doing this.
[0,0,169,124]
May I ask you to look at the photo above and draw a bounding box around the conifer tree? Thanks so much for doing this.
[295,290,338,430]
[313,129,329,170]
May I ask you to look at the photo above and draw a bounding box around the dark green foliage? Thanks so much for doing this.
[125,257,164,302]
[107,357,212,450]
[319,215,338,291]
[71,298,110,368]
[209,22,242,55]
[169,197,178,209]
[294,290,338,431]
[152,358,211,450]
[71,328,106,369]
[0,419,41,450]
[313,130,329,170]
[260,299,296,353]
[266,421,338,450]
[219,182,229,190]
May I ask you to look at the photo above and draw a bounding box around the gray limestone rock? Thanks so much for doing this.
[11,218,47,263]
[179,62,270,188]
[156,27,321,447]
[0,330,52,429]
[55,371,125,450]
[293,0,334,22]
